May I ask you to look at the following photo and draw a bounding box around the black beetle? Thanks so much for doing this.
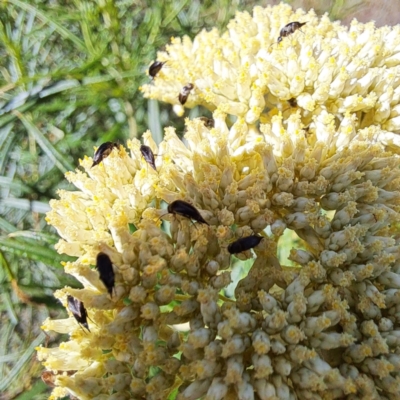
[96,252,115,297]
[178,84,194,105]
[149,61,166,78]
[199,117,215,129]
[228,235,263,254]
[277,22,306,43]
[91,142,118,168]
[140,144,157,170]
[67,295,90,331]
[167,200,208,225]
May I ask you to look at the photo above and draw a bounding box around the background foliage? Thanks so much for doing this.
[0,0,396,398]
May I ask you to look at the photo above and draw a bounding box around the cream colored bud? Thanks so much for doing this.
[170,248,190,272]
[360,320,379,338]
[384,289,400,307]
[272,375,292,400]
[281,325,305,345]
[192,359,221,380]
[270,339,286,355]
[199,292,220,327]
[221,334,250,358]
[174,300,198,316]
[320,250,347,268]
[361,358,394,379]
[105,359,129,374]
[219,166,234,192]
[377,271,400,289]
[387,354,400,369]
[306,290,326,313]
[182,279,200,295]
[288,249,313,265]
[378,375,400,395]
[272,192,294,207]
[206,260,220,276]
[285,212,309,230]
[181,342,203,361]
[205,377,228,400]
[252,353,273,378]
[190,314,205,331]
[143,325,158,343]
[264,310,287,334]
[188,328,212,349]
[236,375,255,400]
[344,343,372,363]
[252,329,271,355]
[287,293,307,323]
[273,356,292,377]
[204,340,222,360]
[258,290,278,313]
[106,373,131,392]
[218,320,233,340]
[177,379,211,400]
[320,192,343,210]
[253,379,276,400]
[381,330,400,347]
[210,271,232,289]
[270,219,286,236]
[379,318,393,332]
[154,285,175,305]
[167,331,181,350]
[288,345,316,364]
[225,355,244,384]
[140,302,160,320]
[339,364,359,382]
[303,315,329,337]
[285,277,309,303]
[250,213,269,232]
[313,332,355,350]
[236,205,256,224]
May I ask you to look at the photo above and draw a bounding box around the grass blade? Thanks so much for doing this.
[0,332,45,392]
[7,0,86,52]
[0,237,72,268]
[148,99,162,145]
[13,111,74,173]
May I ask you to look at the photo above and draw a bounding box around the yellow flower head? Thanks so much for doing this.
[39,4,400,399]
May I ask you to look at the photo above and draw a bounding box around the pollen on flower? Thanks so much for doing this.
[39,3,400,399]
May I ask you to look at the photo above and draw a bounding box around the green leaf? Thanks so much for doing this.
[0,217,18,234]
[0,177,32,194]
[13,379,48,400]
[7,0,86,52]
[0,237,73,268]
[14,112,74,173]
[0,332,45,392]
[148,99,163,145]
[7,231,60,245]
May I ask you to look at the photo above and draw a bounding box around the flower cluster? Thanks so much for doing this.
[38,3,400,400]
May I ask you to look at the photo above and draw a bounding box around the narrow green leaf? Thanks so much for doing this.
[7,0,86,52]
[13,379,48,400]
[2,291,18,325]
[0,237,72,268]
[13,111,74,173]
[0,217,17,234]
[1,198,50,214]
[0,177,32,194]
[0,322,15,379]
[0,123,15,173]
[0,332,45,392]
[8,231,59,244]
[148,99,163,145]
[162,0,191,27]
